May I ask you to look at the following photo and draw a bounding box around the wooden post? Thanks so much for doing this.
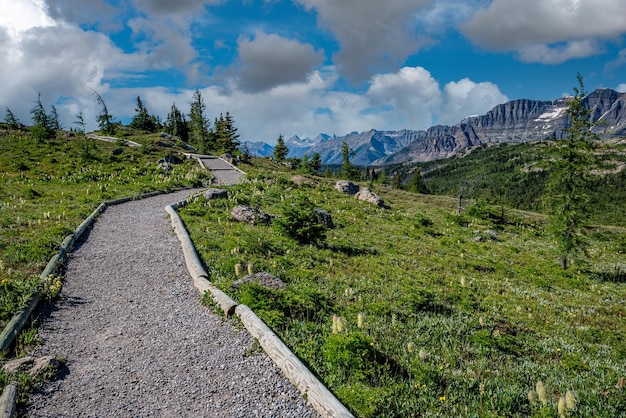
[236,305,354,418]
[0,382,17,418]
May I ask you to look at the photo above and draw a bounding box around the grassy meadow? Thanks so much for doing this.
[0,130,213,335]
[180,160,625,417]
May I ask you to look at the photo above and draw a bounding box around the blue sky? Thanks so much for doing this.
[1,0,625,144]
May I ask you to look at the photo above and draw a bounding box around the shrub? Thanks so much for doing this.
[274,193,328,244]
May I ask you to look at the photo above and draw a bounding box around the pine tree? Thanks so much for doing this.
[5,107,21,130]
[92,90,115,134]
[49,105,62,131]
[189,89,211,153]
[223,112,239,153]
[30,93,54,141]
[130,96,156,132]
[75,111,94,159]
[165,103,189,142]
[274,134,288,161]
[406,169,428,193]
[310,152,322,172]
[341,142,360,180]
[546,74,595,270]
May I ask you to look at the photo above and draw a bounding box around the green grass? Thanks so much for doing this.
[180,160,626,417]
[0,130,213,334]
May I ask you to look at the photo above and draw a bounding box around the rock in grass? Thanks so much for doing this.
[335,180,359,195]
[203,188,228,200]
[354,187,384,207]
[313,208,334,228]
[231,205,272,225]
[233,272,286,291]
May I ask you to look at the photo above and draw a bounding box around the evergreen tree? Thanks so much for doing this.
[300,154,310,172]
[546,74,595,270]
[223,112,239,153]
[274,134,288,161]
[341,142,360,180]
[75,111,94,159]
[406,170,428,193]
[4,107,21,130]
[310,152,322,173]
[130,96,156,132]
[92,90,115,134]
[165,103,189,142]
[49,105,62,131]
[213,114,228,152]
[30,93,54,140]
[189,89,211,152]
[393,173,402,189]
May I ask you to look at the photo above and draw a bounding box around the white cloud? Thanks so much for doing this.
[616,84,626,93]
[43,0,119,31]
[367,67,442,129]
[461,0,626,63]
[440,78,509,125]
[0,0,55,36]
[234,31,325,92]
[131,0,219,16]
[295,0,432,83]
[517,40,603,65]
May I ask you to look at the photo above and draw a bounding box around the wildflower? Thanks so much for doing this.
[1,278,8,284]
[234,263,243,277]
[527,390,537,403]
[336,316,346,333]
[407,342,415,353]
[418,349,427,361]
[479,316,486,326]
[439,396,446,402]
[536,381,548,405]
[247,263,254,275]
[357,312,365,328]
[460,277,466,287]
[565,389,577,410]
[558,396,567,418]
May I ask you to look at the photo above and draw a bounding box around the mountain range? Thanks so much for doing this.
[243,88,626,166]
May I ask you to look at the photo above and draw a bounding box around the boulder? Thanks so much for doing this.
[231,205,271,225]
[335,180,360,196]
[291,175,314,186]
[203,188,228,200]
[313,208,334,228]
[157,161,171,172]
[29,355,60,378]
[354,187,384,207]
[158,154,183,164]
[2,356,34,373]
[233,272,286,291]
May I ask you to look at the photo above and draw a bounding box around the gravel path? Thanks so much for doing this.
[26,189,319,417]
[198,157,246,185]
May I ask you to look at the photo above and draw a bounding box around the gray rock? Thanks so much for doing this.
[313,208,334,228]
[354,187,384,207]
[203,188,228,200]
[157,161,171,172]
[231,205,271,225]
[233,272,286,291]
[335,180,359,196]
[29,355,60,378]
[2,356,34,373]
